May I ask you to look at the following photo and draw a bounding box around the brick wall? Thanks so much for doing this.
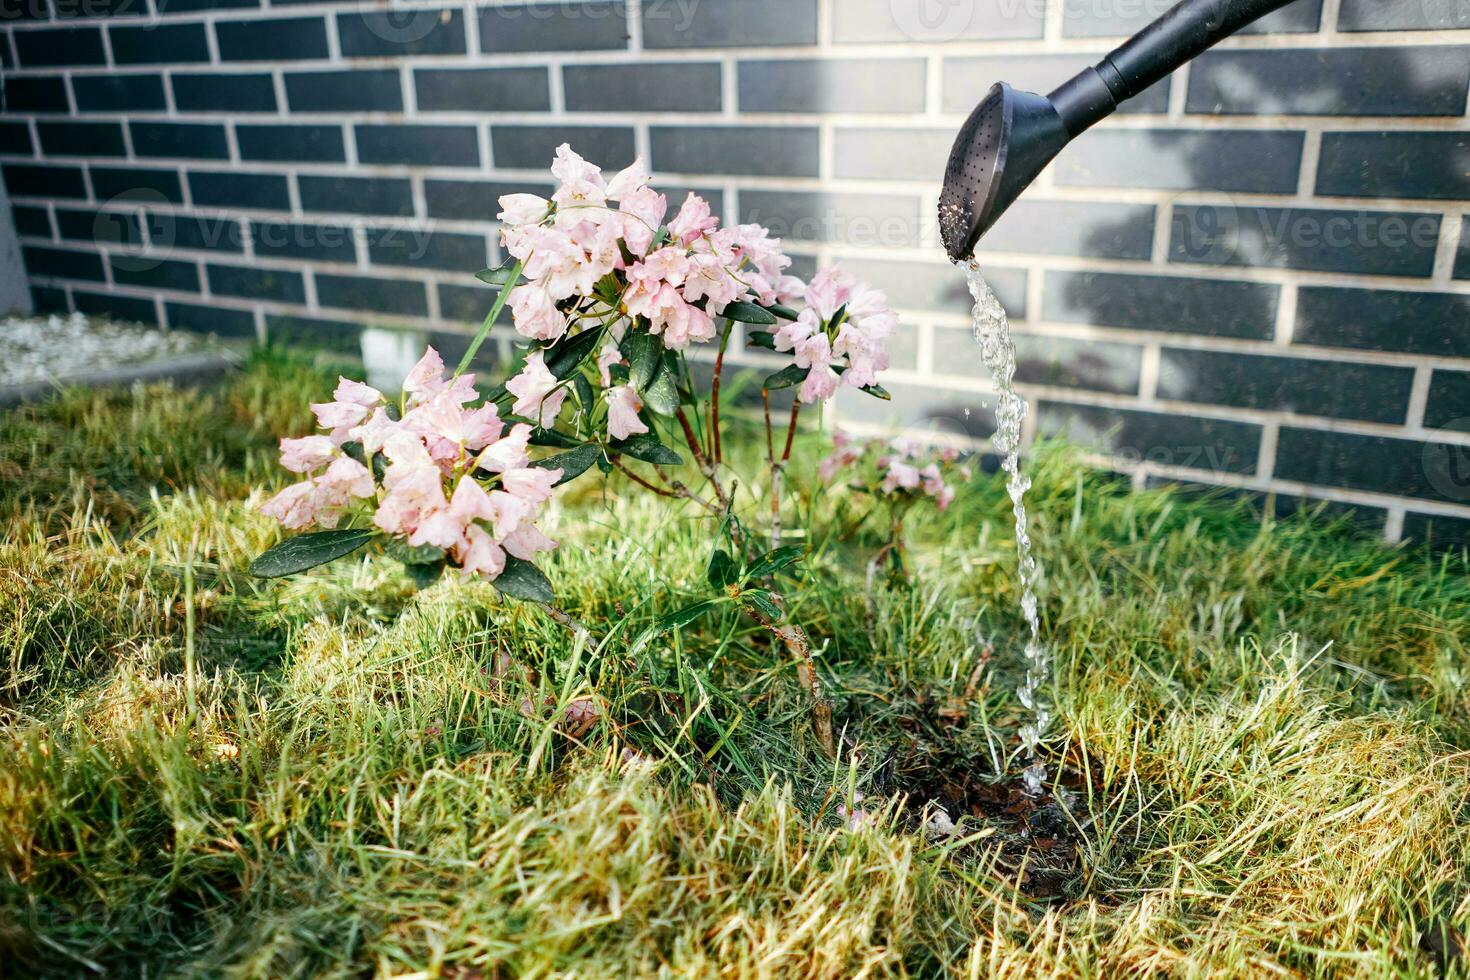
[2,0,1468,544]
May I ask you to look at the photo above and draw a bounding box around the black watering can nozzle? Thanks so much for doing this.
[939,0,1303,263]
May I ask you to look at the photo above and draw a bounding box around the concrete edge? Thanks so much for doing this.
[0,351,243,409]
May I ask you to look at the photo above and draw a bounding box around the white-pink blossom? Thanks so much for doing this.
[606,384,648,440]
[505,350,567,424]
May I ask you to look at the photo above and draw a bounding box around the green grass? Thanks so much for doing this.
[3,350,1469,977]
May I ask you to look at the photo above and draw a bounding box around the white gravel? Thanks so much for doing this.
[0,312,222,387]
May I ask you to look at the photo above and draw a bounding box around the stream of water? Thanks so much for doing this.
[961,258,1050,796]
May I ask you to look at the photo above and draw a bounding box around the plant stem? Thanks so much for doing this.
[769,400,801,548]
[454,258,524,378]
[610,456,717,513]
[741,598,834,755]
[711,320,731,465]
[540,602,600,642]
[183,534,198,722]
[675,406,731,512]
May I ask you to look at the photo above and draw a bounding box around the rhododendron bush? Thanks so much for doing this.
[249,145,904,748]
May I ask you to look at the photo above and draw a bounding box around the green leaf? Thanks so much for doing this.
[494,556,554,603]
[340,440,366,463]
[249,529,376,578]
[859,382,891,401]
[611,432,682,466]
[767,303,800,321]
[528,426,580,448]
[722,301,777,325]
[387,540,446,565]
[707,549,738,590]
[621,331,663,392]
[650,600,721,636]
[545,327,603,380]
[475,258,519,287]
[746,545,805,580]
[641,359,680,416]
[403,561,445,590]
[763,364,809,391]
[740,589,783,622]
[746,330,776,351]
[572,373,594,412]
[531,444,600,485]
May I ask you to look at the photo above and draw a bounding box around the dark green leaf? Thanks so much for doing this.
[340,440,366,464]
[621,331,663,392]
[531,444,600,485]
[249,529,376,578]
[573,373,594,411]
[403,561,445,589]
[763,364,809,391]
[746,545,805,580]
[707,549,738,590]
[494,556,554,603]
[545,327,603,379]
[746,330,776,351]
[528,426,580,448]
[722,301,777,325]
[768,303,800,321]
[387,540,446,565]
[859,382,891,401]
[641,359,680,416]
[611,432,682,466]
[740,589,783,622]
[475,258,519,287]
[651,600,721,636]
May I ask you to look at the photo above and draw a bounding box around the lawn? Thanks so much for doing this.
[2,351,1468,977]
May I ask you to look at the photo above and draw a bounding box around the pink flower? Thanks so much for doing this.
[505,351,567,425]
[503,522,557,560]
[458,524,506,579]
[668,193,718,245]
[448,474,496,525]
[509,283,569,341]
[794,333,841,404]
[334,377,382,407]
[773,310,817,353]
[498,192,549,225]
[279,435,336,474]
[629,246,690,288]
[476,422,532,473]
[805,266,855,321]
[618,186,666,256]
[402,347,447,402]
[501,466,561,505]
[317,456,374,502]
[487,489,530,539]
[260,481,319,530]
[604,157,649,200]
[311,399,369,437]
[606,384,648,440]
[596,340,622,385]
[881,460,922,493]
[550,143,606,211]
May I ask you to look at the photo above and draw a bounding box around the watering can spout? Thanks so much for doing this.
[938,0,1302,262]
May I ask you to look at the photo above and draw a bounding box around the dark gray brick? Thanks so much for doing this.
[206,262,305,304]
[1158,348,1415,424]
[1187,48,1470,117]
[366,226,487,272]
[985,199,1155,261]
[835,257,1025,316]
[316,272,428,317]
[943,53,1168,115]
[1295,287,1470,357]
[251,219,358,264]
[479,2,628,53]
[1054,129,1303,193]
[109,255,200,292]
[651,184,725,223]
[23,245,105,281]
[739,58,924,114]
[737,189,922,248]
[13,205,51,237]
[1143,477,1388,532]
[414,66,549,112]
[217,16,329,61]
[650,126,817,177]
[1316,132,1470,201]
[834,0,1041,41]
[166,300,256,338]
[187,170,289,211]
[4,76,70,113]
[89,166,183,204]
[1338,0,1469,31]
[1276,428,1470,506]
[0,122,32,155]
[73,291,159,326]
[172,72,277,113]
[494,124,635,170]
[932,328,1141,393]
[299,174,414,216]
[1402,513,1470,551]
[338,7,466,57]
[265,313,364,354]
[156,0,259,11]
[1426,372,1470,433]
[285,69,403,112]
[236,124,346,163]
[56,206,141,245]
[832,127,952,180]
[53,0,148,17]
[72,74,167,112]
[130,121,229,160]
[14,26,104,67]
[1063,0,1320,35]
[566,62,721,112]
[1169,205,1440,278]
[1043,270,1278,339]
[428,328,500,370]
[1459,223,1470,281]
[1041,401,1262,475]
[4,163,86,198]
[424,178,553,221]
[642,0,814,48]
[146,212,246,253]
[30,286,70,316]
[38,121,125,157]
[438,282,504,324]
[108,22,209,63]
[356,124,479,168]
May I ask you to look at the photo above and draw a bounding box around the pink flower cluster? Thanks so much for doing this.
[818,431,968,512]
[495,143,896,433]
[773,267,898,404]
[261,347,562,581]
